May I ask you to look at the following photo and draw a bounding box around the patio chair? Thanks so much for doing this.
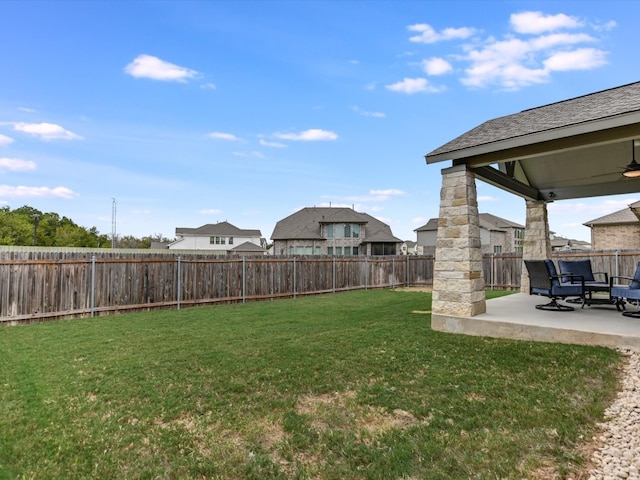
[609,262,640,317]
[524,259,585,311]
[558,259,612,306]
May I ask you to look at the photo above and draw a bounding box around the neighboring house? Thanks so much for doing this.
[271,207,402,256]
[550,233,591,252]
[415,213,525,255]
[169,221,266,254]
[584,202,640,250]
[400,240,417,255]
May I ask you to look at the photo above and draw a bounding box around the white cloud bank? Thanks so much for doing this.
[391,10,612,93]
[12,122,82,141]
[0,158,36,172]
[125,54,198,82]
[0,134,13,146]
[208,132,241,141]
[0,185,78,199]
[273,129,338,141]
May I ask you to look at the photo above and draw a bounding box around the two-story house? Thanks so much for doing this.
[271,207,402,256]
[415,213,525,256]
[584,201,640,250]
[169,221,266,254]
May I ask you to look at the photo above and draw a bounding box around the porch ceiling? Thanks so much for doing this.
[425,82,640,202]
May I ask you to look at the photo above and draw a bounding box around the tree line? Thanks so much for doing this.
[0,205,171,248]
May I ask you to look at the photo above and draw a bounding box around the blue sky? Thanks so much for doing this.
[1,1,638,244]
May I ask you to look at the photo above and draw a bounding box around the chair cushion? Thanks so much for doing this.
[611,286,640,300]
[545,260,560,286]
[558,260,594,282]
[630,263,640,289]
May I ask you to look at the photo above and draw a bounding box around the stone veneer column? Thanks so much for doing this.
[520,200,552,293]
[432,164,486,317]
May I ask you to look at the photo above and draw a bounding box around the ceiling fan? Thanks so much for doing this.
[622,139,640,178]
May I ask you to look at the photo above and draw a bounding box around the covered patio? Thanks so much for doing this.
[425,81,640,348]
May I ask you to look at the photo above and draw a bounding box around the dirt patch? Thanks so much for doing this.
[394,286,432,293]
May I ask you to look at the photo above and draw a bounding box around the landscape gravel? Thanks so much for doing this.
[582,348,640,480]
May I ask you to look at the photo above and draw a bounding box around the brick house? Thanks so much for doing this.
[584,201,640,250]
[271,207,402,256]
[415,213,525,256]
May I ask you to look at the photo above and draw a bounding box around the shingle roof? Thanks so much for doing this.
[271,207,401,243]
[583,207,640,226]
[427,81,640,159]
[414,213,523,232]
[230,241,266,253]
[176,221,261,237]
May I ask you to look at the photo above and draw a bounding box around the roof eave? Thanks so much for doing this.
[425,111,640,165]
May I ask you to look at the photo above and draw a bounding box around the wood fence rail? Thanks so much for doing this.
[0,253,434,324]
[2,248,640,325]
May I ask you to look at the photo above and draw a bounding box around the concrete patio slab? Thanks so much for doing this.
[431,292,640,349]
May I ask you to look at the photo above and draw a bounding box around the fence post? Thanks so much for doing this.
[491,254,495,290]
[91,255,96,317]
[616,250,620,277]
[242,256,246,304]
[406,256,409,286]
[293,257,297,299]
[365,257,369,290]
[392,257,395,289]
[177,256,182,310]
[332,257,336,293]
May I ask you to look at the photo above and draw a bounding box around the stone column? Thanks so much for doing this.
[432,164,486,317]
[521,200,552,293]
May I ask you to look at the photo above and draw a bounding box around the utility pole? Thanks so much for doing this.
[111,198,117,248]
[33,214,40,246]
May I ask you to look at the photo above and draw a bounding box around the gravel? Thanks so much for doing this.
[583,349,640,480]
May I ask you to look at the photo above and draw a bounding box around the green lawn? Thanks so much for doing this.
[0,289,621,479]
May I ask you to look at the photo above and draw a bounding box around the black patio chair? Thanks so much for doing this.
[558,259,612,306]
[524,259,585,311]
[610,262,640,317]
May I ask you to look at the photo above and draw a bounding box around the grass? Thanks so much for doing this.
[0,289,621,479]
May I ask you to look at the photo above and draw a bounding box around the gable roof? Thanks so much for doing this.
[425,81,640,202]
[271,207,401,242]
[427,81,640,161]
[415,213,523,232]
[176,221,261,237]
[230,241,266,253]
[584,204,640,226]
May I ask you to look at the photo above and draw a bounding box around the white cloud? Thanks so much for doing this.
[385,77,443,94]
[0,134,13,146]
[12,122,82,141]
[199,209,223,215]
[510,11,582,35]
[351,106,386,118]
[232,151,265,159]
[408,23,476,43]
[201,82,216,90]
[259,139,286,148]
[370,189,405,197]
[0,185,78,199]
[125,54,198,82]
[18,107,36,113]
[405,11,610,91]
[422,57,453,76]
[273,129,338,141]
[208,132,241,141]
[0,158,36,172]
[544,48,607,71]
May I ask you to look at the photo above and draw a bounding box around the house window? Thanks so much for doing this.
[327,247,333,255]
[325,223,361,239]
[315,246,321,255]
[211,236,225,245]
[344,247,351,256]
[228,237,233,245]
[289,246,294,255]
[493,245,502,254]
[335,247,342,255]
[209,237,215,244]
[326,224,333,238]
[352,246,359,255]
[352,224,360,238]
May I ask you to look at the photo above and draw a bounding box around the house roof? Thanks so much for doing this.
[270,207,402,243]
[414,213,523,232]
[176,221,261,237]
[230,241,266,253]
[583,206,640,226]
[425,81,640,202]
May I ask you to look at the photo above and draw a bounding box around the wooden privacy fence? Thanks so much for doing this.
[4,248,640,325]
[0,253,434,324]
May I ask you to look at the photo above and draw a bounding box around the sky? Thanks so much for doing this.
[1,0,639,244]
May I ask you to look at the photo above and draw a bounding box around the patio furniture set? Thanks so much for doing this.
[524,259,640,318]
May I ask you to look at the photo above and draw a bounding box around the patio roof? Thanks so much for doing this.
[425,81,640,202]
